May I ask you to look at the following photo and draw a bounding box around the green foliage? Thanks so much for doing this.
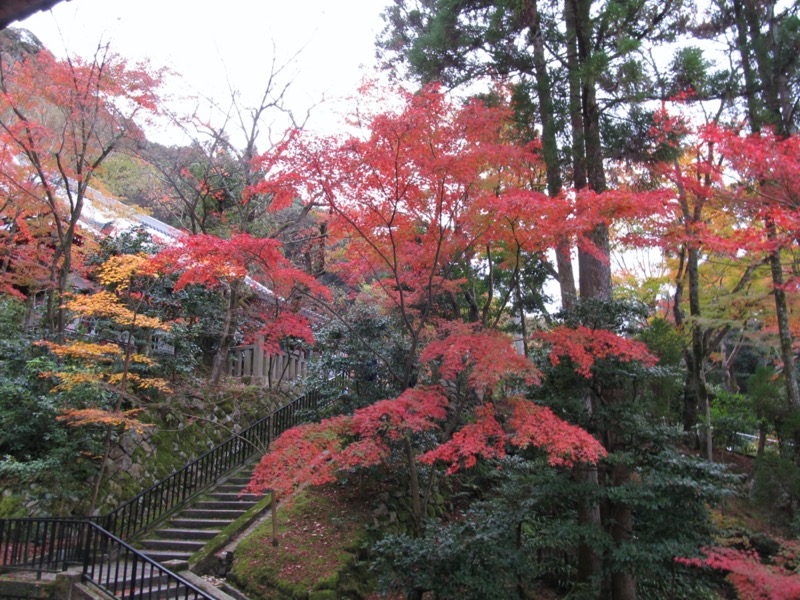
[752,454,800,532]
[373,457,548,599]
[306,300,410,411]
[710,388,761,452]
[669,46,720,98]
[94,151,159,209]
[372,443,727,599]
[603,105,685,164]
[0,297,102,510]
[746,365,790,429]
[556,297,648,333]
[636,317,686,419]
[523,299,731,596]
[373,509,530,600]
[96,226,160,259]
[623,445,732,597]
[639,317,684,366]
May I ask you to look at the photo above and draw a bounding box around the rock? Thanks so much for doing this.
[117,455,132,473]
[119,432,141,456]
[127,463,143,480]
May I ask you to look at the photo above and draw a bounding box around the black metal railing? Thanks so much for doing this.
[82,522,213,599]
[101,387,331,540]
[0,384,340,598]
[0,518,214,597]
[0,518,88,574]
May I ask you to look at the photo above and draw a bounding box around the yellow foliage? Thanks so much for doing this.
[96,254,148,290]
[49,371,104,392]
[64,291,170,331]
[57,408,153,434]
[35,340,122,362]
[107,372,171,393]
[48,370,170,394]
[130,353,156,366]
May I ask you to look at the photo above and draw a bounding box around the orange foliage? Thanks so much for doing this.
[35,340,122,362]
[64,291,169,331]
[57,408,153,435]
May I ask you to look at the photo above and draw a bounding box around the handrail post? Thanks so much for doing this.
[128,550,138,599]
[81,522,93,580]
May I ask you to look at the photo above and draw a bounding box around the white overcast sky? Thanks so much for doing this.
[17,0,389,144]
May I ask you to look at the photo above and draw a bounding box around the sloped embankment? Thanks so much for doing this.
[227,484,385,600]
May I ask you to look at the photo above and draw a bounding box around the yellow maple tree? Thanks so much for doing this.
[38,253,173,512]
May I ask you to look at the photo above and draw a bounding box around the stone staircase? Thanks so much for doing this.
[137,465,263,566]
[2,388,337,599]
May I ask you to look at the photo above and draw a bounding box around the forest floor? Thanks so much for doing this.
[228,482,393,599]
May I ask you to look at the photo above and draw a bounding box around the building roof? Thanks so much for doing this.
[0,0,66,30]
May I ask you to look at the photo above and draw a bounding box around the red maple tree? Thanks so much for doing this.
[244,85,659,533]
[147,233,330,380]
[678,542,800,600]
[0,41,163,334]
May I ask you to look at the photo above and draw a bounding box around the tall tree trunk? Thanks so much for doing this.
[574,461,602,594]
[610,462,636,600]
[210,281,240,384]
[525,0,577,309]
[405,436,424,536]
[565,0,587,191]
[688,244,709,450]
[766,220,800,410]
[565,0,609,593]
[572,0,611,301]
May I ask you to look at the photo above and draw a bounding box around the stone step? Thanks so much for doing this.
[219,477,250,490]
[193,500,257,510]
[224,476,253,486]
[219,482,251,492]
[139,549,194,564]
[141,538,207,553]
[212,484,252,497]
[155,527,222,540]
[95,560,164,586]
[96,562,217,599]
[169,518,232,529]
[207,492,260,501]
[181,508,250,520]
[126,585,193,600]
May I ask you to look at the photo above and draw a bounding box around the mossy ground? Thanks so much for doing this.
[228,484,397,600]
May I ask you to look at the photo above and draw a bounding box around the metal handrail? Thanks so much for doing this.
[102,387,330,540]
[0,386,340,598]
[0,518,214,598]
[0,518,88,574]
[82,522,213,599]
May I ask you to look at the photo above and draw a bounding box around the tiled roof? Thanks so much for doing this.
[0,0,66,30]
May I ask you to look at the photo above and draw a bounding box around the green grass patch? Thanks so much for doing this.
[228,485,374,599]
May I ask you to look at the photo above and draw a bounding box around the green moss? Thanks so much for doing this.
[229,487,374,599]
[313,571,340,591]
[115,471,141,501]
[308,591,338,600]
[190,487,273,570]
[0,493,25,518]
